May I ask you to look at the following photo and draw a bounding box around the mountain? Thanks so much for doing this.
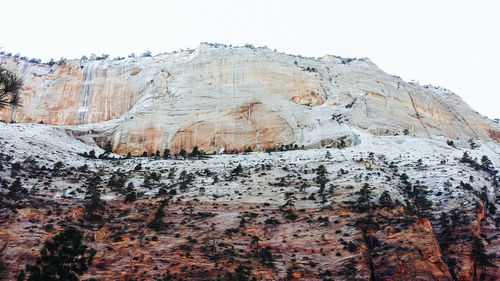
[0,44,499,281]
[1,43,499,156]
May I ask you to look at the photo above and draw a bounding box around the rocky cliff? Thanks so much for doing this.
[0,123,499,280]
[1,43,499,155]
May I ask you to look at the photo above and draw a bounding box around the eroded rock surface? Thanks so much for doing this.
[0,123,499,280]
[1,44,499,155]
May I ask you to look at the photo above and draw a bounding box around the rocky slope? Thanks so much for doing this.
[1,43,499,155]
[0,123,499,280]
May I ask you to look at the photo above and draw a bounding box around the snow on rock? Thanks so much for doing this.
[1,43,499,156]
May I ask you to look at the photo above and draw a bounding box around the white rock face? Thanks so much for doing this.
[1,43,499,155]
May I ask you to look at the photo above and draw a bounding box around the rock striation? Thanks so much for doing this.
[1,43,499,155]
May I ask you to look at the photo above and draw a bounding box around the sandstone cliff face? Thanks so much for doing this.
[1,43,499,155]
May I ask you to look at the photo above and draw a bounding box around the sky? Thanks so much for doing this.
[1,0,499,118]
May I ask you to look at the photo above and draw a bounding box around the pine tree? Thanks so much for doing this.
[189,146,200,157]
[439,212,453,249]
[471,236,493,280]
[149,201,167,231]
[124,182,137,203]
[410,183,432,218]
[9,177,26,199]
[325,151,332,159]
[178,170,195,191]
[379,191,393,208]
[259,246,274,268]
[460,152,472,163]
[282,192,296,211]
[179,149,187,158]
[314,165,328,190]
[481,155,493,170]
[0,66,23,110]
[22,227,95,281]
[0,244,7,281]
[355,183,373,213]
[163,148,170,159]
[84,175,104,221]
[149,172,161,185]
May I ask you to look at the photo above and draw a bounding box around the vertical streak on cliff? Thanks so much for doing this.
[405,86,432,139]
[78,61,98,124]
[231,63,236,147]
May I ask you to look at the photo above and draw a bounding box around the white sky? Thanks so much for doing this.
[1,0,499,118]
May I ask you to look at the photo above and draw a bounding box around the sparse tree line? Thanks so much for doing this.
[0,50,155,67]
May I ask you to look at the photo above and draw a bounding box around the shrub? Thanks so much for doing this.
[134,163,142,171]
[264,218,280,225]
[223,265,256,281]
[231,164,243,176]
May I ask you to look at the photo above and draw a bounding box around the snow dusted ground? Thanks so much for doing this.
[0,122,499,213]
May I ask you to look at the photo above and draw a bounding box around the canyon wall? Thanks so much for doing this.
[1,44,499,155]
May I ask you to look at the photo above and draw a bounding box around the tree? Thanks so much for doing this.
[84,175,104,221]
[178,170,195,191]
[460,152,472,163]
[103,141,112,154]
[108,171,127,192]
[0,244,7,281]
[282,192,296,211]
[163,148,170,159]
[259,246,274,268]
[189,146,201,157]
[231,164,243,176]
[379,191,393,208]
[250,235,260,248]
[0,66,23,110]
[22,227,95,281]
[223,265,256,281]
[124,182,137,203]
[339,258,357,281]
[447,140,455,147]
[179,149,187,158]
[53,161,63,171]
[471,236,493,280]
[439,212,453,250]
[149,201,166,231]
[134,163,142,171]
[149,172,161,185]
[469,139,479,149]
[408,183,432,218]
[354,183,373,213]
[314,165,328,190]
[481,155,493,170]
[9,177,27,199]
